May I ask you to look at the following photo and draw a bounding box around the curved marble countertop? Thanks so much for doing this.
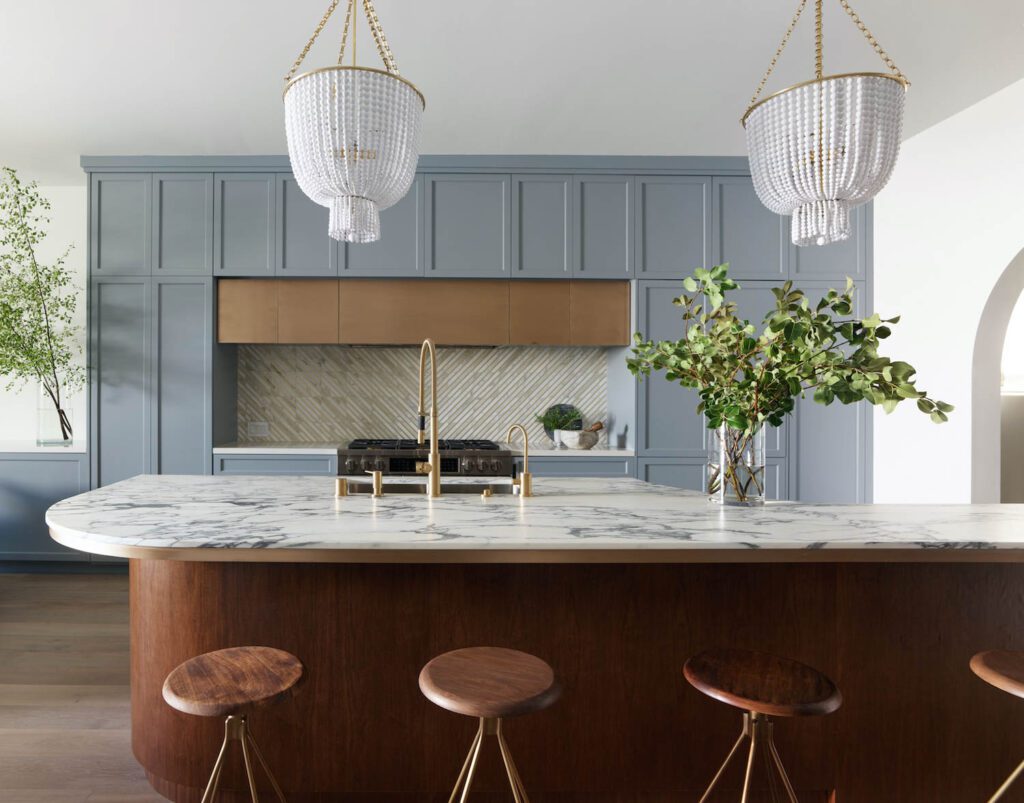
[46,474,1024,563]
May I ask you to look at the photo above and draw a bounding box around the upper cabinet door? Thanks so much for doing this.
[712,176,786,280]
[276,174,337,276]
[213,174,276,277]
[574,175,633,278]
[636,281,705,457]
[425,174,510,277]
[152,174,213,276]
[91,174,152,275]
[342,176,423,276]
[790,203,868,280]
[635,175,711,278]
[511,174,571,278]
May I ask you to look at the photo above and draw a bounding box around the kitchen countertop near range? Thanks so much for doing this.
[46,474,1024,563]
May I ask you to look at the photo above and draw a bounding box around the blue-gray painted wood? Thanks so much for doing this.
[213,174,276,276]
[521,456,635,478]
[152,278,212,475]
[425,174,510,277]
[342,176,423,276]
[90,277,151,487]
[712,176,786,279]
[510,174,571,278]
[0,453,89,561]
[635,281,704,457]
[82,154,754,176]
[213,453,338,475]
[574,175,633,277]
[634,175,710,278]
[790,204,867,279]
[276,174,338,276]
[212,344,238,449]
[90,173,151,275]
[152,173,213,275]
[791,280,869,503]
[637,456,787,499]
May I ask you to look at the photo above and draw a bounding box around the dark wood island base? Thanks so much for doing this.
[130,559,1024,802]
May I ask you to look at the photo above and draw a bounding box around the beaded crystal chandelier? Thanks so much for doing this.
[284,0,424,243]
[742,0,908,246]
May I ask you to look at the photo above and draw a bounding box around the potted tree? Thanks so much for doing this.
[0,168,84,445]
[628,264,952,504]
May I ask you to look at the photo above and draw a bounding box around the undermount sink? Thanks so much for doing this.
[345,480,517,495]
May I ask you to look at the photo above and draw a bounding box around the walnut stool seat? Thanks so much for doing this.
[163,646,303,803]
[684,648,842,803]
[972,650,1024,801]
[419,647,560,802]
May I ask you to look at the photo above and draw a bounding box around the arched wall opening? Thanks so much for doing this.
[971,246,1024,502]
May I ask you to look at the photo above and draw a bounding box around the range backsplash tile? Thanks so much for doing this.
[237,345,609,446]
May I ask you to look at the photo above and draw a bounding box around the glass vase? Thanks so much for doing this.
[707,424,766,505]
[37,385,74,447]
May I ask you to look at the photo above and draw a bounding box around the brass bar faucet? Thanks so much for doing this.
[506,424,533,497]
[417,339,442,498]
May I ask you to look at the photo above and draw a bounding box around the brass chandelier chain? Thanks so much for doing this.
[285,0,400,83]
[747,0,908,112]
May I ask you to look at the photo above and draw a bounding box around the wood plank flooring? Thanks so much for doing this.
[0,572,164,803]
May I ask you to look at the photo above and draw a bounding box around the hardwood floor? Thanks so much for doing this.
[0,572,164,803]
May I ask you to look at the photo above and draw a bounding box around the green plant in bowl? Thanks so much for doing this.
[535,404,583,440]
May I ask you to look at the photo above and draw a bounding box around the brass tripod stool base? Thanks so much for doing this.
[447,717,530,803]
[699,711,799,803]
[986,755,1024,802]
[200,714,288,803]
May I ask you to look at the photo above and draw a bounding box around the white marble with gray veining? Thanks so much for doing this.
[43,474,1024,560]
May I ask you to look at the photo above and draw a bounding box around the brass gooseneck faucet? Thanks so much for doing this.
[417,339,442,498]
[506,424,533,497]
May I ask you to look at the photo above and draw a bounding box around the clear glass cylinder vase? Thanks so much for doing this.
[707,424,766,505]
[37,384,73,447]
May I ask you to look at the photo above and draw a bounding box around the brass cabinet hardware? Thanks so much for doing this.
[417,339,442,498]
[506,424,533,498]
[367,470,383,497]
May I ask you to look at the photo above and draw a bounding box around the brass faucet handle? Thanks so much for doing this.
[366,470,384,497]
[415,461,432,475]
[335,478,348,497]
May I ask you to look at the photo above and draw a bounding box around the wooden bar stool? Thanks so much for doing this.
[162,646,303,803]
[971,650,1024,801]
[684,648,841,803]
[419,646,561,802]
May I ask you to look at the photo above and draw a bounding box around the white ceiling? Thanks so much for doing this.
[4,0,1024,184]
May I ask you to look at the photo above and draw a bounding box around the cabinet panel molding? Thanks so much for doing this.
[712,176,786,279]
[635,175,711,278]
[153,173,213,275]
[343,176,423,276]
[213,174,276,276]
[511,174,572,278]
[574,175,634,277]
[277,174,337,276]
[425,174,510,277]
[91,173,152,275]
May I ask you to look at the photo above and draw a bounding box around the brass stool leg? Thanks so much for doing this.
[200,719,233,803]
[698,712,800,803]
[199,715,289,803]
[447,718,485,803]
[446,717,533,803]
[246,726,289,803]
[988,756,1024,802]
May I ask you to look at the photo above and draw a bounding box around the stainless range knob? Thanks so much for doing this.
[489,460,502,473]
[373,457,386,471]
[463,458,477,474]
[344,458,359,473]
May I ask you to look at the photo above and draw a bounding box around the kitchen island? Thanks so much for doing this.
[47,475,1024,802]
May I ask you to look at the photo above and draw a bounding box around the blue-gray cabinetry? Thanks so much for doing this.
[90,174,152,275]
[574,175,633,277]
[712,176,786,280]
[91,277,152,487]
[214,452,338,475]
[276,175,336,276]
[517,456,635,478]
[214,174,276,277]
[425,174,510,277]
[637,456,788,499]
[152,278,213,475]
[635,175,710,278]
[342,176,423,276]
[511,174,572,278]
[0,453,89,561]
[153,173,213,275]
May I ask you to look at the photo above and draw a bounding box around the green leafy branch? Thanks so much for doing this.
[627,263,952,435]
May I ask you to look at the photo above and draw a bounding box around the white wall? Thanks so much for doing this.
[874,76,1024,502]
[0,185,88,447]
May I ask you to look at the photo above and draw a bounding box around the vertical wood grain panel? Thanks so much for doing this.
[277,279,340,344]
[216,279,277,343]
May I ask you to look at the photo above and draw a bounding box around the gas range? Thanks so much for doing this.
[339,438,515,477]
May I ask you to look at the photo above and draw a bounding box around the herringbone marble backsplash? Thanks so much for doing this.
[237,345,609,446]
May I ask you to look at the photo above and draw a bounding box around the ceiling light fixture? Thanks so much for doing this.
[283,0,424,243]
[742,0,908,247]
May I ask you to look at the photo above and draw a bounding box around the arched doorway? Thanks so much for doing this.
[972,246,1024,501]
